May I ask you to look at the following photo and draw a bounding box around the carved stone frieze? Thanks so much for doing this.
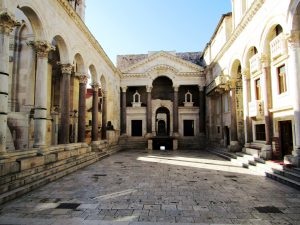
[0,10,19,34]
[28,40,55,58]
[61,63,73,74]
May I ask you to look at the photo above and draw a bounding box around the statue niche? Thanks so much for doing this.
[132,90,142,107]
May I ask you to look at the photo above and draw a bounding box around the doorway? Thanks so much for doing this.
[224,126,230,146]
[131,120,142,136]
[156,107,170,136]
[184,120,194,136]
[279,120,293,159]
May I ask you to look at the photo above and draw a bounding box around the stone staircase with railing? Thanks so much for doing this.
[207,146,300,190]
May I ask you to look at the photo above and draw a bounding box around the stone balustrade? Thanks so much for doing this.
[250,54,261,74]
[270,33,288,60]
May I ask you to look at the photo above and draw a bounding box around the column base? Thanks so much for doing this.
[147,139,153,151]
[145,133,153,138]
[172,132,180,138]
[228,141,242,152]
[173,139,178,151]
[260,144,272,160]
[284,146,300,167]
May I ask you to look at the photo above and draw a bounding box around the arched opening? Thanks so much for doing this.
[230,59,245,145]
[156,107,170,136]
[152,76,173,100]
[7,6,45,151]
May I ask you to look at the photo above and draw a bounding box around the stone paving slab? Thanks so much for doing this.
[0,149,299,225]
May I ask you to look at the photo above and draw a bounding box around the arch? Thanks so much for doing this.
[74,53,85,74]
[88,64,98,84]
[100,75,107,92]
[287,0,300,31]
[52,35,69,64]
[259,15,287,53]
[229,59,242,79]
[16,5,47,40]
[147,64,177,82]
[243,46,258,68]
[152,76,173,100]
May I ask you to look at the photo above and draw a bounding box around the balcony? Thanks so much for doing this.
[206,75,230,95]
[270,33,288,60]
[249,100,264,119]
[250,54,261,74]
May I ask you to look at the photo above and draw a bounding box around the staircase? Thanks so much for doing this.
[119,137,147,150]
[178,137,205,150]
[0,145,109,204]
[207,147,300,190]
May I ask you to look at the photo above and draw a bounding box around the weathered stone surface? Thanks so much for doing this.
[17,156,45,171]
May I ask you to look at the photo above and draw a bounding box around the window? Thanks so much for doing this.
[217,126,220,134]
[255,78,261,100]
[224,94,229,112]
[278,65,287,94]
[255,124,266,141]
[275,25,283,36]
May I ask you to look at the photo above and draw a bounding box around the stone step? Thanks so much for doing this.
[0,152,100,195]
[273,168,300,182]
[266,171,300,190]
[0,152,105,204]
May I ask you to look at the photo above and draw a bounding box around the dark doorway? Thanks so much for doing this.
[156,107,170,136]
[184,120,194,136]
[280,120,293,159]
[224,126,230,146]
[157,120,166,136]
[132,120,142,136]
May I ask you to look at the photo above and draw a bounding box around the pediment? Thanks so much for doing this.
[122,51,203,74]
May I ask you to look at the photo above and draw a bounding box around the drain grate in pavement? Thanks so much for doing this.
[92,174,107,177]
[255,206,283,213]
[56,203,80,209]
[224,175,238,178]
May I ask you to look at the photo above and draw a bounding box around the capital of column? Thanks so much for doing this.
[241,67,250,80]
[91,82,100,90]
[28,40,55,58]
[173,85,179,92]
[121,86,127,93]
[61,63,73,75]
[76,73,89,84]
[229,78,236,89]
[198,86,205,92]
[287,30,300,48]
[146,85,152,92]
[260,54,270,68]
[0,10,19,35]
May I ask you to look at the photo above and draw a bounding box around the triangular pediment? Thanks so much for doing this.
[121,51,203,74]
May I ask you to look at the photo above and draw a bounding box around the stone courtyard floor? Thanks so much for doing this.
[0,149,300,225]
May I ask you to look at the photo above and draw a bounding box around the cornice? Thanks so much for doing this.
[122,71,202,79]
[210,0,265,64]
[56,0,118,76]
[123,51,204,73]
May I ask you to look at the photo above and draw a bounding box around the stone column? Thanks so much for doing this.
[60,64,72,144]
[229,79,240,152]
[242,68,252,145]
[91,83,99,141]
[199,86,205,135]
[77,74,88,142]
[29,41,55,147]
[101,90,107,139]
[121,86,127,135]
[0,11,18,153]
[288,31,300,166]
[261,55,272,157]
[146,85,152,136]
[173,85,179,135]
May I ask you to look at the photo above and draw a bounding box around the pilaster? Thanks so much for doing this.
[286,30,300,166]
[146,86,152,136]
[91,82,99,142]
[173,85,179,136]
[198,86,205,135]
[121,86,127,135]
[60,63,73,144]
[29,41,55,147]
[76,73,88,143]
[0,11,18,153]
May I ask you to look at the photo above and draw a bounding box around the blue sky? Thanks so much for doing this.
[85,0,231,65]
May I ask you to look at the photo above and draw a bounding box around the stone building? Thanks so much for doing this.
[203,0,300,166]
[1,0,300,204]
[118,51,206,150]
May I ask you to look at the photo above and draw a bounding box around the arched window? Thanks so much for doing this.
[132,90,141,107]
[184,91,194,107]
